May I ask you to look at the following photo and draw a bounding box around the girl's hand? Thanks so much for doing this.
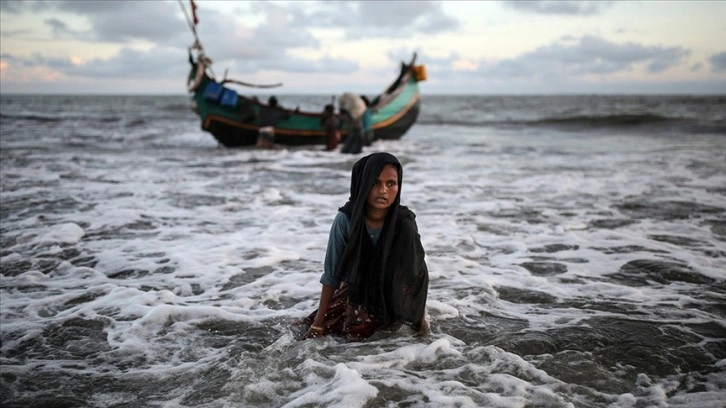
[416,318,429,336]
[304,325,325,339]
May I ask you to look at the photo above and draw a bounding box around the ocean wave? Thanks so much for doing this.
[533,113,673,126]
[162,103,195,113]
[0,112,123,123]
[0,112,64,122]
[419,113,726,135]
[2,100,725,407]
[419,113,679,128]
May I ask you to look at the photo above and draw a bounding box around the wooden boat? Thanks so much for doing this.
[186,51,426,147]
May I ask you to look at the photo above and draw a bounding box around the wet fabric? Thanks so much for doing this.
[304,284,385,341]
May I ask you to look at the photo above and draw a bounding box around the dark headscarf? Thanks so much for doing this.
[334,153,428,328]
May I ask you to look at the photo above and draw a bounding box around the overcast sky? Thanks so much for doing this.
[1,0,725,95]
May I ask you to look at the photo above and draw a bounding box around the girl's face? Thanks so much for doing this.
[366,164,399,211]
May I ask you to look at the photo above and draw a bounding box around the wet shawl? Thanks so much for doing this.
[334,153,429,329]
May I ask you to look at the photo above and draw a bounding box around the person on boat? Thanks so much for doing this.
[256,96,289,149]
[321,103,340,151]
[303,152,429,341]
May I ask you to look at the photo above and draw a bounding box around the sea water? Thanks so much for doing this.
[1,94,725,407]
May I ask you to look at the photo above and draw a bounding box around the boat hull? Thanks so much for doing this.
[202,95,420,147]
[189,55,423,148]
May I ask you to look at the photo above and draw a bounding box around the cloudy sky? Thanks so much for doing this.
[1,0,725,95]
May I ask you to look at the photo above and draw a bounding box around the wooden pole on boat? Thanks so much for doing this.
[221,79,283,89]
[177,0,202,49]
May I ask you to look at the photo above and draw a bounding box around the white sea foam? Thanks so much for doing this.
[2,95,725,406]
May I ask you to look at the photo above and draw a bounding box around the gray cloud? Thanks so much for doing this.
[0,52,75,70]
[477,35,690,80]
[193,2,323,76]
[0,1,23,13]
[70,47,184,78]
[246,2,320,50]
[710,52,726,72]
[314,1,459,38]
[0,1,191,86]
[2,47,183,80]
[0,1,362,91]
[198,0,456,61]
[75,48,186,79]
[43,17,93,41]
[61,0,185,44]
[503,1,615,16]
[191,1,450,76]
[260,55,359,75]
[0,27,34,38]
[0,0,53,14]
[355,1,458,36]
[6,0,188,45]
[3,0,453,83]
[45,18,68,33]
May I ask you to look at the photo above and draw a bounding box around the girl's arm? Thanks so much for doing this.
[305,284,336,338]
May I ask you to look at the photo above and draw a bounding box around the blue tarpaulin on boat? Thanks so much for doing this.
[204,82,223,103]
[220,88,238,108]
